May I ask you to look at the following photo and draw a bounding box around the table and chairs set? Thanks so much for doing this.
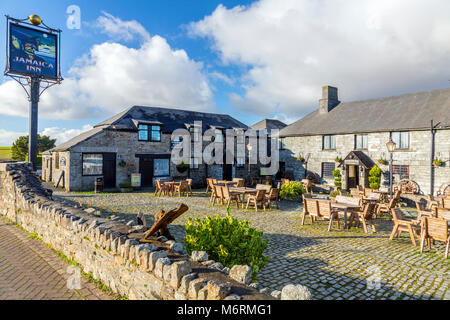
[207,178,280,212]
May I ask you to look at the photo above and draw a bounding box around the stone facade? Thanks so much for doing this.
[0,162,274,300]
[280,129,450,195]
[42,128,259,191]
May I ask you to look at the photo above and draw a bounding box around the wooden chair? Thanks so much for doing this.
[212,185,225,205]
[376,190,401,217]
[246,189,266,212]
[265,188,280,209]
[186,178,193,196]
[232,178,245,188]
[351,203,378,233]
[301,197,319,225]
[443,198,450,210]
[301,179,312,193]
[415,200,433,220]
[390,208,421,246]
[155,180,171,197]
[317,200,340,231]
[222,185,241,208]
[420,217,450,258]
[435,207,450,220]
[256,184,271,193]
[363,188,373,198]
[206,178,212,193]
[281,178,290,185]
[174,180,189,197]
[426,194,439,211]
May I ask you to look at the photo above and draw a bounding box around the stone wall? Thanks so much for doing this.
[42,128,263,191]
[0,162,274,300]
[281,129,450,195]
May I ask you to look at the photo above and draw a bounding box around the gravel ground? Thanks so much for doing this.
[53,187,450,300]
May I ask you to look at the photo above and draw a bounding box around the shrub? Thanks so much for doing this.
[119,182,131,188]
[280,181,305,199]
[184,210,269,279]
[333,169,342,187]
[329,190,341,199]
[369,165,381,190]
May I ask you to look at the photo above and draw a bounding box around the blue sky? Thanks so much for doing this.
[1,0,450,146]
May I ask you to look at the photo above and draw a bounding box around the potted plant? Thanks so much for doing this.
[118,160,126,167]
[433,158,443,167]
[176,161,189,173]
[377,158,387,165]
[297,155,304,162]
[333,169,342,189]
[334,157,342,163]
[369,165,381,189]
[119,182,132,193]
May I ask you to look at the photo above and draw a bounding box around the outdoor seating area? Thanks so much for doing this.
[154,178,193,197]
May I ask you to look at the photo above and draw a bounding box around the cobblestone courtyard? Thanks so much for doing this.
[54,189,450,300]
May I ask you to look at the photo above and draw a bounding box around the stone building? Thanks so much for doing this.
[41,105,252,191]
[279,86,450,195]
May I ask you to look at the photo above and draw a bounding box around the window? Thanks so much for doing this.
[153,159,170,177]
[393,165,409,179]
[391,131,409,150]
[323,135,336,150]
[190,158,199,169]
[278,137,286,150]
[355,134,368,150]
[55,153,59,169]
[138,124,148,141]
[321,162,335,178]
[138,124,161,141]
[82,154,103,176]
[236,157,245,168]
[151,126,161,142]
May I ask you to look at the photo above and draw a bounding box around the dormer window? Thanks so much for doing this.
[138,124,161,142]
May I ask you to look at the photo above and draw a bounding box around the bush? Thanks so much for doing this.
[333,169,342,187]
[119,182,131,188]
[184,210,269,279]
[280,181,305,199]
[369,165,381,190]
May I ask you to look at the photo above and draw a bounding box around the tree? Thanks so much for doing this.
[11,135,56,160]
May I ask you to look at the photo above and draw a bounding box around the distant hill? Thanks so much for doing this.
[0,147,12,161]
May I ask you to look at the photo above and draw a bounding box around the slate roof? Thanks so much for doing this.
[338,151,374,169]
[47,126,106,152]
[250,119,287,131]
[48,105,248,152]
[94,105,248,133]
[280,88,450,137]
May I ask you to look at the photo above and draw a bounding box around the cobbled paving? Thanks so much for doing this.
[54,189,450,300]
[0,216,113,300]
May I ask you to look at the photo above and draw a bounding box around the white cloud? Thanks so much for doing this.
[0,125,93,146]
[95,11,150,42]
[41,124,93,145]
[190,0,450,117]
[0,129,26,146]
[0,13,213,121]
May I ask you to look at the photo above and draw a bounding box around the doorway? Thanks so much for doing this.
[139,157,154,186]
[347,165,359,189]
[223,164,233,181]
[103,153,116,188]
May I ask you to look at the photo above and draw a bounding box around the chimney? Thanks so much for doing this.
[319,85,340,114]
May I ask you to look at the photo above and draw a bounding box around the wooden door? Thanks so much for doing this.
[103,153,116,188]
[139,157,153,186]
[347,165,359,189]
[223,164,233,181]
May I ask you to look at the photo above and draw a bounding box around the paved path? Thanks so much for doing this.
[0,216,112,300]
[54,189,450,300]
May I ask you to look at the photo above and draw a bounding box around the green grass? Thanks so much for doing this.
[0,147,12,160]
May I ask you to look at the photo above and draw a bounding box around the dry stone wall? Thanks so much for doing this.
[0,162,275,300]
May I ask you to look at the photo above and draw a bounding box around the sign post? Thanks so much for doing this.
[4,14,62,170]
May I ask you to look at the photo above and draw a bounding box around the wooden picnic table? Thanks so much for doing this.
[162,181,180,195]
[329,201,362,229]
[229,187,258,208]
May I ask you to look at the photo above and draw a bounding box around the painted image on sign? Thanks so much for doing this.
[9,23,57,79]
